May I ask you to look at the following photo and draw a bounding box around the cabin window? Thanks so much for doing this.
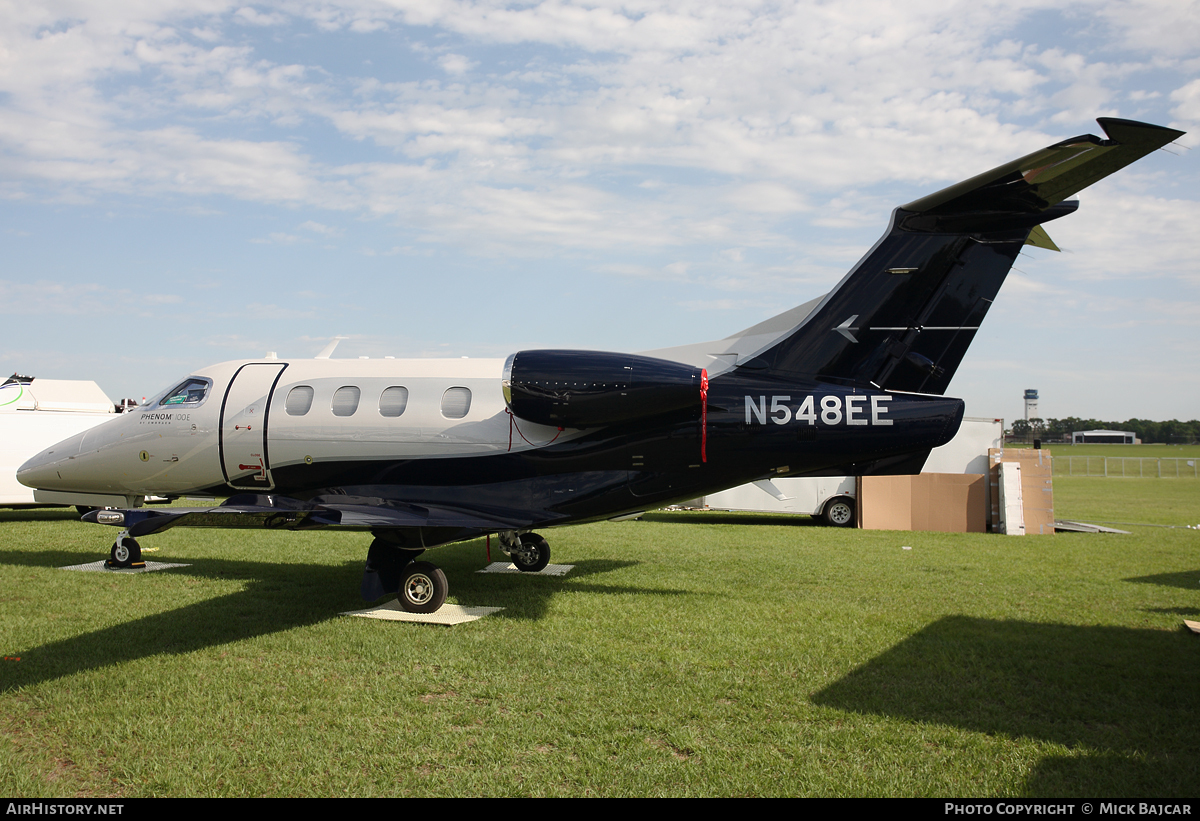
[285,386,314,416]
[440,387,471,419]
[379,386,409,418]
[332,386,361,417]
[159,378,210,407]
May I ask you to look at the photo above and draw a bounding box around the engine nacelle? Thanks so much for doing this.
[502,350,705,428]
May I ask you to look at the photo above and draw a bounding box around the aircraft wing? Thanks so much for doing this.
[82,494,542,539]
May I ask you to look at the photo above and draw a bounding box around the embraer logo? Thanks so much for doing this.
[745,395,892,426]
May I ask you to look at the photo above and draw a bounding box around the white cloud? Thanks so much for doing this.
[235,6,287,26]
[0,0,1194,416]
[438,53,476,76]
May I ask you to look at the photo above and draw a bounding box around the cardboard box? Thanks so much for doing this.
[988,448,1054,535]
[859,473,986,532]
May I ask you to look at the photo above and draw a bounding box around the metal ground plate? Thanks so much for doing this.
[477,561,573,576]
[343,600,503,625]
[59,560,192,573]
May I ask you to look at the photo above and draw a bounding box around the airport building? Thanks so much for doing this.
[1071,429,1138,444]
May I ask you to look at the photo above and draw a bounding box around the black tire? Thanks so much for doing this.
[107,537,143,568]
[76,505,97,516]
[511,533,550,573]
[399,561,448,614]
[822,497,856,528]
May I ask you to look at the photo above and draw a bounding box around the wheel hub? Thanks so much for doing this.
[405,573,433,605]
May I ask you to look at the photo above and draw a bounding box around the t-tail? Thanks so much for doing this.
[648,118,1184,393]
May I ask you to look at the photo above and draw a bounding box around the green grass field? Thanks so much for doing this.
[2,478,1198,797]
[1010,442,1200,458]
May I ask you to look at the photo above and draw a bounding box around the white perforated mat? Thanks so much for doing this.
[343,600,503,625]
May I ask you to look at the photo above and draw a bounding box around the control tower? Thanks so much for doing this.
[1024,389,1038,421]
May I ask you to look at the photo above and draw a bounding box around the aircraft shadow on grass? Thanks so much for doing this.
[0,509,88,523]
[0,547,661,693]
[1123,569,1200,591]
[811,615,1200,796]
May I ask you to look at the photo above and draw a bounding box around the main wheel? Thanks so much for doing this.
[822,497,855,528]
[511,533,550,573]
[106,537,144,568]
[399,561,448,614]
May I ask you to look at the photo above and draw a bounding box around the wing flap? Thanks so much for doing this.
[83,495,535,538]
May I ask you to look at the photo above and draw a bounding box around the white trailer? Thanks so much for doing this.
[698,416,1003,526]
[0,376,120,507]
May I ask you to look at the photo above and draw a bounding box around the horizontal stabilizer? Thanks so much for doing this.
[740,118,1183,395]
[901,118,1184,221]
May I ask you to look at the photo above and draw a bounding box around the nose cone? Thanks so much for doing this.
[17,430,87,490]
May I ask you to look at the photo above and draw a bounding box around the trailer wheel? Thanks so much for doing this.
[823,497,855,527]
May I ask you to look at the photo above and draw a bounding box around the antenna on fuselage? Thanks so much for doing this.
[315,336,349,359]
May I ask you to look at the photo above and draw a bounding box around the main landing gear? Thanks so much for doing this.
[399,562,448,614]
[362,538,436,611]
[105,531,146,569]
[361,530,553,614]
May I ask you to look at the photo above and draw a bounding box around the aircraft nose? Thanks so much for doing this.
[17,430,86,490]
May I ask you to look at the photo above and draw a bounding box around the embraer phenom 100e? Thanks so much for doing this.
[19,118,1183,613]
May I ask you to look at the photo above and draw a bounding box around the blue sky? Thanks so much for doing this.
[2,0,1197,423]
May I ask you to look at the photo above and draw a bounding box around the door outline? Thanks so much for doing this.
[218,362,288,490]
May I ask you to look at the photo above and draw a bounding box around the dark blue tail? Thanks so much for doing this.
[746,118,1183,394]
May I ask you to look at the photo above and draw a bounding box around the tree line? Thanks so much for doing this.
[1009,417,1200,444]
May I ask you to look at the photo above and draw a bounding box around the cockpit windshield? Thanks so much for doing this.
[158,378,211,407]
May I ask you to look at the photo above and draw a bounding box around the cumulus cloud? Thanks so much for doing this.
[2,0,1194,253]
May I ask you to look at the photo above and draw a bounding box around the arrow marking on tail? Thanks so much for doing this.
[835,315,860,343]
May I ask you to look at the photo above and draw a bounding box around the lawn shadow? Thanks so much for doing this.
[1143,607,1200,617]
[1,545,679,689]
[811,616,1200,797]
[1124,570,1200,591]
[435,548,686,620]
[0,550,359,693]
[0,508,85,523]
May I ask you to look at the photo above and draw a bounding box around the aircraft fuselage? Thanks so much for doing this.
[19,356,962,538]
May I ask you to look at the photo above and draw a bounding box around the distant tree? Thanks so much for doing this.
[1047,417,1200,444]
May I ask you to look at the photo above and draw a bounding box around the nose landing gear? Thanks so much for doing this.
[105,531,146,569]
[498,530,551,573]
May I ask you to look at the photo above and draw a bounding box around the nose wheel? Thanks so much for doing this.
[510,532,551,573]
[106,533,145,569]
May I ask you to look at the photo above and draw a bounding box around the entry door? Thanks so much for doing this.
[220,363,287,490]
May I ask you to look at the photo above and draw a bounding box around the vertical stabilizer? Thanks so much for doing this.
[734,118,1184,394]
